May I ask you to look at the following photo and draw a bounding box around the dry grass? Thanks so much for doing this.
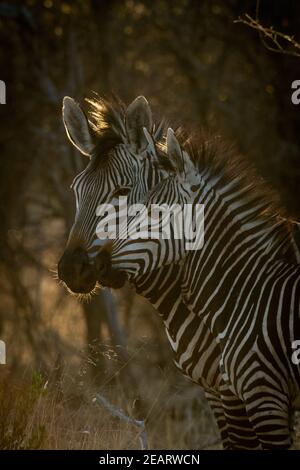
[0,364,220,450]
[1,260,298,450]
[1,362,299,450]
[0,261,221,450]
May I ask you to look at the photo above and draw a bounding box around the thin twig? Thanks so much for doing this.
[93,393,148,450]
[235,0,300,58]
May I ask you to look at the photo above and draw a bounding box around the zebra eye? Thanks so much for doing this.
[112,187,131,198]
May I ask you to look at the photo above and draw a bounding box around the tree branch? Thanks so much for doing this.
[93,392,148,450]
[235,0,300,58]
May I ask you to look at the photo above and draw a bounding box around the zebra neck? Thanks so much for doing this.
[132,263,184,318]
[180,171,293,321]
[131,262,212,372]
[187,168,292,266]
[131,262,197,340]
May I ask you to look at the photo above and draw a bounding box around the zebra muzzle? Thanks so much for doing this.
[57,247,97,293]
[94,244,127,289]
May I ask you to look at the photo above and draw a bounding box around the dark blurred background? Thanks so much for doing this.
[0,0,300,450]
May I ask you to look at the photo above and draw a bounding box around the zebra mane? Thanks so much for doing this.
[85,95,125,161]
[85,95,166,162]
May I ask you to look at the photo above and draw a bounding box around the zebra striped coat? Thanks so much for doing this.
[60,96,300,449]
[96,128,300,449]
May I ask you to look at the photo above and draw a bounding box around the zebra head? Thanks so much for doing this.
[58,95,169,294]
[95,128,201,286]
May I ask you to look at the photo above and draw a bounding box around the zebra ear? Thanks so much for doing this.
[167,128,184,173]
[62,97,94,157]
[167,128,194,178]
[143,127,156,157]
[126,96,153,153]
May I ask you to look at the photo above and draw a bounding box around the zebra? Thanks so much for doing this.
[58,94,168,292]
[94,128,300,449]
[58,95,300,449]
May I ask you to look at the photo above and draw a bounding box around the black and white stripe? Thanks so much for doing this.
[107,132,300,449]
[64,97,300,449]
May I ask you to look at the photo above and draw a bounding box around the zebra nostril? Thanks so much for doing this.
[95,259,108,277]
[78,258,89,273]
[94,251,111,278]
